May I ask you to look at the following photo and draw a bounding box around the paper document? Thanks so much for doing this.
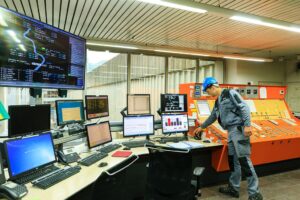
[197,100,211,116]
[245,100,256,113]
[167,141,204,150]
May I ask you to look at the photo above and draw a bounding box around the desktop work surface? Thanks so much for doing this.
[19,140,222,200]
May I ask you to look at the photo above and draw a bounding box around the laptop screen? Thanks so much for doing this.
[5,132,56,178]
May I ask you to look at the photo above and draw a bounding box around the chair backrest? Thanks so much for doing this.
[90,155,139,200]
[145,144,195,200]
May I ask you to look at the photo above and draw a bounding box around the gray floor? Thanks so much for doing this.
[199,169,300,200]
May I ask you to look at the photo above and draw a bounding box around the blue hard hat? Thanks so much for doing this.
[202,77,218,92]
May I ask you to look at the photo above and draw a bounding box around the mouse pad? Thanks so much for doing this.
[111,151,132,157]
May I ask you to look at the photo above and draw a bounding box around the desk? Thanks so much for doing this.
[21,140,222,200]
[0,138,223,200]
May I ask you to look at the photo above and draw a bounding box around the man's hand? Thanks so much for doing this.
[193,127,203,136]
[193,119,203,136]
[244,126,252,137]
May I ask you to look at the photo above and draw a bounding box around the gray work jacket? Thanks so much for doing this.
[201,89,251,130]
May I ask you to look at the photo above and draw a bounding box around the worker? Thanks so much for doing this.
[193,77,263,200]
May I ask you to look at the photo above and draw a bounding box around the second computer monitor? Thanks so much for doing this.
[86,122,112,149]
[85,95,109,120]
[127,94,151,115]
[161,114,189,134]
[56,100,85,126]
[161,94,187,113]
[123,115,154,137]
[8,104,51,137]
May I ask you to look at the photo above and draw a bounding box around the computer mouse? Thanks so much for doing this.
[98,162,108,167]
[123,147,131,150]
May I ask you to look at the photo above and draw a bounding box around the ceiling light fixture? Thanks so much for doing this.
[230,16,300,33]
[86,42,138,50]
[138,0,207,14]
[154,49,210,57]
[87,41,273,62]
[223,56,269,62]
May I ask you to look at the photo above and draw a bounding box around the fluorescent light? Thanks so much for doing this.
[223,56,268,62]
[0,14,8,27]
[155,49,210,57]
[7,30,21,43]
[18,44,26,51]
[231,15,300,33]
[138,0,207,14]
[86,42,138,50]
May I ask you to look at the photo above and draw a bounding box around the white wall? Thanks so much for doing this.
[285,59,300,112]
[224,58,300,113]
[225,60,285,85]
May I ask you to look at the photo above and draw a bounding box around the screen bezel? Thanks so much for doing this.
[123,114,155,137]
[4,131,56,180]
[85,121,112,149]
[0,6,86,90]
[85,95,110,120]
[8,104,51,138]
[127,94,151,115]
[161,113,189,134]
[55,99,85,126]
[160,94,188,113]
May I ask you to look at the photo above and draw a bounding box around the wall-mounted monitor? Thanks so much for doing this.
[0,6,86,89]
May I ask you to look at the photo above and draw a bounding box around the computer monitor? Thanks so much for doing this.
[123,115,154,137]
[86,122,112,148]
[127,94,151,115]
[160,94,187,113]
[8,104,51,137]
[4,132,56,180]
[85,95,109,120]
[55,100,85,126]
[161,114,189,134]
[0,6,86,89]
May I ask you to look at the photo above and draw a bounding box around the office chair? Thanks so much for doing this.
[0,193,14,200]
[90,155,140,200]
[145,144,205,200]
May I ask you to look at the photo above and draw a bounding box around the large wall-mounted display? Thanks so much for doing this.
[0,6,86,89]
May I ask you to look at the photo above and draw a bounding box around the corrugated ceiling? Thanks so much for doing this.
[1,0,300,57]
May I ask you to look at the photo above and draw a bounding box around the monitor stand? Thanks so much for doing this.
[120,107,128,117]
[157,108,162,117]
[67,123,85,135]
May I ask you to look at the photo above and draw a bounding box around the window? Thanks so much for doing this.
[85,50,127,121]
[131,54,165,119]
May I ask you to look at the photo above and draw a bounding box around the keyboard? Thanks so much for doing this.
[32,166,81,189]
[14,165,60,184]
[160,136,187,143]
[78,152,108,166]
[99,144,122,154]
[122,140,154,148]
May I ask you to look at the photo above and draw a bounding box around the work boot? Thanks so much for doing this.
[249,193,263,200]
[218,183,239,198]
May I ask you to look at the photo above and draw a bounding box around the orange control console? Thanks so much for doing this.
[180,83,300,172]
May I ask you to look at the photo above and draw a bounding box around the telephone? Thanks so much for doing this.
[0,181,28,200]
[57,149,81,164]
